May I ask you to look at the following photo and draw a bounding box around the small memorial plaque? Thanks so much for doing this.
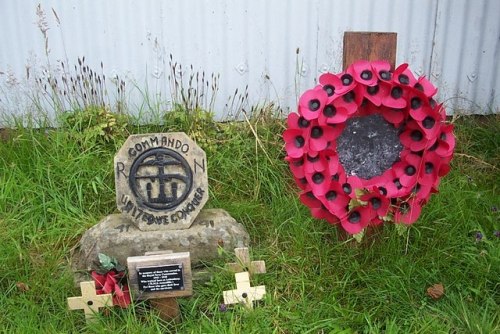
[137,264,185,293]
[127,252,192,299]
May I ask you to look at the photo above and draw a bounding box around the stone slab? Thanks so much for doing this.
[114,133,208,231]
[71,209,249,274]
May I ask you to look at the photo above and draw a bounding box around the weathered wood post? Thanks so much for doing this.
[340,31,397,243]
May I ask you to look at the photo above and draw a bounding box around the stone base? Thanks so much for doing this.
[71,209,249,279]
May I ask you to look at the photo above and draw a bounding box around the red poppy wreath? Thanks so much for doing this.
[283,60,455,235]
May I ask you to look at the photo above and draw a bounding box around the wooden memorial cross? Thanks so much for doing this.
[67,281,112,322]
[340,31,398,243]
[127,251,192,322]
[226,247,266,275]
[343,31,397,70]
[223,272,266,309]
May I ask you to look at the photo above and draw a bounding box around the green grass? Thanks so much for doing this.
[0,113,499,333]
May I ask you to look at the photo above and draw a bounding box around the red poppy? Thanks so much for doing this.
[370,216,384,226]
[363,82,390,107]
[323,122,346,141]
[318,182,350,216]
[311,206,340,224]
[302,154,323,174]
[341,175,363,199]
[308,123,337,151]
[441,152,454,165]
[393,63,417,87]
[286,156,306,178]
[393,153,422,188]
[333,85,363,115]
[400,120,435,152]
[303,150,338,175]
[413,76,437,97]
[92,270,131,308]
[287,112,306,129]
[361,189,390,217]
[411,182,433,201]
[408,91,431,121]
[433,124,456,157]
[352,60,378,86]
[335,67,358,95]
[418,151,441,186]
[299,190,322,208]
[330,204,350,223]
[415,108,441,140]
[299,86,329,120]
[305,168,331,197]
[301,191,343,226]
[435,102,447,121]
[438,162,452,178]
[331,163,347,185]
[317,103,350,125]
[319,72,344,99]
[382,84,408,109]
[380,106,406,127]
[394,198,422,224]
[372,60,392,81]
[283,128,308,158]
[340,206,372,234]
[361,167,394,190]
[323,152,341,176]
[385,176,409,198]
[293,176,309,191]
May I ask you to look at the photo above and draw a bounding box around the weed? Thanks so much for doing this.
[31,57,127,116]
[168,54,220,114]
[61,105,129,148]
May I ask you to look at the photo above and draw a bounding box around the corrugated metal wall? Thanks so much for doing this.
[0,0,498,124]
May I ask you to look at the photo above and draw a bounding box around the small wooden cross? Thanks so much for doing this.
[226,247,266,275]
[223,272,266,309]
[67,281,112,322]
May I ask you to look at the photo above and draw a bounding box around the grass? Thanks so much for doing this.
[0,112,499,333]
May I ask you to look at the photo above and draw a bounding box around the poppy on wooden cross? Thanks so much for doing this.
[67,281,112,322]
[223,272,266,309]
[226,247,266,276]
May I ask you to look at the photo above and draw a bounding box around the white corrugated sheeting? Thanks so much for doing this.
[0,0,498,124]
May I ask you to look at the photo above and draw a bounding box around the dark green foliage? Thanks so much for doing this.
[60,105,129,149]
[163,106,222,155]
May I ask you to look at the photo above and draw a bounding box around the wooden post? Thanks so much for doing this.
[149,298,181,321]
[343,32,397,70]
[340,31,398,243]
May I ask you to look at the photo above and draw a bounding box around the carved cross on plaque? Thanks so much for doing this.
[223,272,266,309]
[67,281,112,322]
[114,133,208,231]
[226,247,266,276]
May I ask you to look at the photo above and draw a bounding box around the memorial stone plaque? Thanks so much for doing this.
[115,133,208,231]
[137,264,185,293]
[127,252,192,300]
